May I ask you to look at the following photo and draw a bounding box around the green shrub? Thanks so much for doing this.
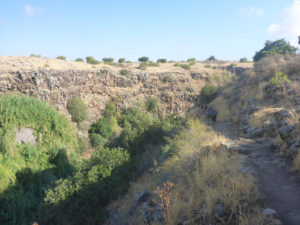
[138,56,149,62]
[254,39,297,62]
[148,61,159,67]
[230,63,237,67]
[204,64,211,68]
[0,95,78,225]
[120,69,129,76]
[44,64,50,68]
[173,63,190,70]
[57,55,66,60]
[75,58,84,62]
[187,58,196,62]
[43,147,130,224]
[145,97,158,112]
[270,71,291,87]
[189,61,196,66]
[89,117,113,139]
[180,64,190,70]
[139,62,148,69]
[86,56,100,65]
[239,57,248,63]
[200,84,219,103]
[102,57,114,62]
[66,97,88,124]
[30,54,41,58]
[207,56,216,61]
[118,58,126,63]
[89,133,107,148]
[157,58,167,63]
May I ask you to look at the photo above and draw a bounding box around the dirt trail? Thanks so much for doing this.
[212,122,300,225]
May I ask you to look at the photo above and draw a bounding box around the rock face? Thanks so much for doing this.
[0,69,209,122]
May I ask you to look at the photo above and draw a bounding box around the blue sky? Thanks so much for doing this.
[0,0,299,61]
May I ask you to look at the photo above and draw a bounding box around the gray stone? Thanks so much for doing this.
[280,110,291,119]
[214,203,225,218]
[247,127,264,138]
[279,125,296,138]
[248,105,259,114]
[263,208,277,216]
[289,140,300,153]
[137,190,151,203]
[15,127,37,145]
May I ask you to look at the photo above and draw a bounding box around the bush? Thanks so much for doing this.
[120,69,129,76]
[204,64,211,68]
[75,58,84,62]
[189,61,196,66]
[118,58,125,63]
[240,57,248,63]
[89,133,107,148]
[66,97,88,124]
[270,71,290,88]
[200,84,218,103]
[139,62,148,69]
[30,54,41,58]
[157,58,167,63]
[253,39,297,62]
[174,63,191,70]
[102,57,114,62]
[57,56,66,60]
[138,56,149,62]
[148,61,159,67]
[89,117,113,139]
[180,64,190,70]
[126,60,132,63]
[86,56,100,65]
[145,97,158,112]
[207,56,216,61]
[187,58,196,62]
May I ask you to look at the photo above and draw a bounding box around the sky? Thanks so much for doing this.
[0,0,300,61]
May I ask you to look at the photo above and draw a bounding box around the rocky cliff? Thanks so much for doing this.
[0,57,251,124]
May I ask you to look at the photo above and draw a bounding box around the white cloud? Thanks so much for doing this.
[238,6,264,17]
[25,5,44,16]
[268,0,300,46]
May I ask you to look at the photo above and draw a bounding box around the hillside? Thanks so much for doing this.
[0,56,251,124]
[1,55,299,225]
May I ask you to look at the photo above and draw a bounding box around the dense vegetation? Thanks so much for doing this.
[41,102,184,224]
[0,95,79,225]
[253,39,297,62]
[0,94,183,225]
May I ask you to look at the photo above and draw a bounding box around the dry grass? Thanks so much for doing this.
[248,107,284,128]
[294,154,300,170]
[211,96,231,122]
[107,119,275,225]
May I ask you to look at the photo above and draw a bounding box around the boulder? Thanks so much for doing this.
[289,140,300,154]
[15,127,37,145]
[279,125,296,138]
[247,127,264,138]
[263,208,278,217]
